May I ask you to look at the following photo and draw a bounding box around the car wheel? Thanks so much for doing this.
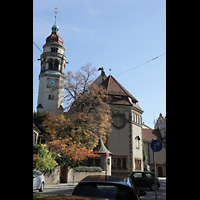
[150,183,156,191]
[39,182,44,192]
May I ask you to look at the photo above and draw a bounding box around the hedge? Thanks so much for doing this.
[73,166,103,172]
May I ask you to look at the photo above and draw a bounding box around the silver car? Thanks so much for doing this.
[33,170,45,192]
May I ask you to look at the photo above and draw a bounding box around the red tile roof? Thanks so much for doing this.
[142,128,163,142]
[46,32,63,45]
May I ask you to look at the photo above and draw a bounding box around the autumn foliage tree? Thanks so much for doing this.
[64,64,112,148]
[40,64,112,167]
[42,64,112,148]
[48,139,100,167]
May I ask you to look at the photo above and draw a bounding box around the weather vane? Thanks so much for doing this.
[54,8,58,23]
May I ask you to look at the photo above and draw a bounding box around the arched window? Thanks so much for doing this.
[54,59,59,71]
[48,59,53,70]
[135,136,141,149]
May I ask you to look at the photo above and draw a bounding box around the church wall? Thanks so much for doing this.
[131,109,144,172]
[107,105,144,174]
[37,75,64,112]
[43,44,65,55]
[108,123,130,156]
[108,107,130,156]
[57,76,65,108]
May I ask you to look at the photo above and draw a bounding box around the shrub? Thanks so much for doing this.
[33,143,58,174]
[73,166,103,172]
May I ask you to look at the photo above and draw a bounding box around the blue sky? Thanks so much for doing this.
[33,0,166,128]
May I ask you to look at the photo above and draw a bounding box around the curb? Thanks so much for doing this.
[45,183,78,189]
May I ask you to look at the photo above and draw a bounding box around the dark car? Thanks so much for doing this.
[129,171,160,191]
[72,175,146,200]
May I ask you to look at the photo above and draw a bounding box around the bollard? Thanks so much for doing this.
[73,175,74,188]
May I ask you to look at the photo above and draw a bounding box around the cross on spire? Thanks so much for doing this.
[54,8,58,24]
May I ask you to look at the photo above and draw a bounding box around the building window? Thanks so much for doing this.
[135,159,141,170]
[135,136,141,149]
[47,58,59,71]
[54,59,59,71]
[48,95,54,100]
[112,156,127,169]
[51,47,58,52]
[122,158,127,169]
[112,113,126,129]
[48,58,54,70]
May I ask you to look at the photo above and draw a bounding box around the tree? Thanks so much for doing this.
[42,64,112,149]
[48,139,100,167]
[39,64,112,167]
[64,64,97,111]
[65,64,112,148]
[33,143,58,174]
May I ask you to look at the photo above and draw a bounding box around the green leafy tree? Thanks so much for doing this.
[33,143,58,174]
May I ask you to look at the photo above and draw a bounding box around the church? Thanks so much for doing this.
[36,20,144,176]
[93,70,144,175]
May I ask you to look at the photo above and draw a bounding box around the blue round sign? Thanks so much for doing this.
[151,140,163,152]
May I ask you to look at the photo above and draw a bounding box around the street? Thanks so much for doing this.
[33,178,166,200]
[33,183,76,197]
[140,178,166,200]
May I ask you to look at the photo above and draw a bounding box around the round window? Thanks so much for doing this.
[112,114,126,129]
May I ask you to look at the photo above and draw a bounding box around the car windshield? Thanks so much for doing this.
[145,173,154,177]
[73,182,138,200]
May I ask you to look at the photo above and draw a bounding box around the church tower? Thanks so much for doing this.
[37,19,67,113]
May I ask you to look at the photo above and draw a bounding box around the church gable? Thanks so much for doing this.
[101,76,137,100]
[100,75,142,112]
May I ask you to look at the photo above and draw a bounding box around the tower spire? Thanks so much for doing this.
[51,8,59,33]
[54,8,58,24]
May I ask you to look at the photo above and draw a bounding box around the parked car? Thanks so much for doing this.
[33,170,45,192]
[129,171,160,191]
[72,175,146,200]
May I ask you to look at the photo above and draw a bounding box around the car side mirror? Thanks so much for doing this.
[138,190,146,196]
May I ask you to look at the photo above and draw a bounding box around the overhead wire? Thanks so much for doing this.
[115,52,166,77]
[33,40,162,127]
[33,41,43,52]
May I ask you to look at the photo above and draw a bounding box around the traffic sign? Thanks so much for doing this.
[151,140,162,152]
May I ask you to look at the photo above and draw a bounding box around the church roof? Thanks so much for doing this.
[142,128,163,143]
[100,75,142,111]
[46,23,63,46]
[94,138,112,155]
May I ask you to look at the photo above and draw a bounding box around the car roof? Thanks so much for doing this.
[133,171,154,174]
[33,170,43,176]
[79,175,133,188]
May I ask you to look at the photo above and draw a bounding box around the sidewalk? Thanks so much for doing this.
[46,177,166,188]
[45,183,78,189]
[158,177,166,180]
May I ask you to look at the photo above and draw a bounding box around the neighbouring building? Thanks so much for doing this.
[142,123,166,176]
[154,113,166,143]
